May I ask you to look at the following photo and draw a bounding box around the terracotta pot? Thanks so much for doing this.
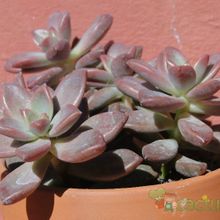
[1,164,220,220]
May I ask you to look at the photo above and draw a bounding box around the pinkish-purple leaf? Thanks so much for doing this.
[0,155,50,205]
[49,104,81,137]
[81,111,128,143]
[51,129,106,163]
[30,114,50,136]
[127,59,175,94]
[108,102,132,113]
[175,155,207,177]
[71,14,113,57]
[178,115,213,147]
[100,54,112,72]
[31,84,53,119]
[125,108,174,133]
[32,29,49,48]
[0,135,16,158]
[115,76,147,100]
[67,149,143,181]
[86,68,114,83]
[168,65,196,93]
[88,87,122,111]
[5,52,51,73]
[107,43,132,58]
[194,54,209,83]
[0,117,36,141]
[142,139,178,163]
[187,77,220,100]
[16,139,51,162]
[202,62,220,82]
[138,88,186,112]
[27,67,63,89]
[54,69,86,107]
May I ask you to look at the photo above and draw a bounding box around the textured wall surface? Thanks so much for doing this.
[1,0,220,82]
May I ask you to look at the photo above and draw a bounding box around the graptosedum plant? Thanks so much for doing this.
[1,11,220,206]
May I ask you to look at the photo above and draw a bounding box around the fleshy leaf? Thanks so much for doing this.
[32,29,49,48]
[51,129,106,163]
[88,87,123,111]
[67,149,143,181]
[27,67,63,89]
[178,115,213,147]
[0,135,16,158]
[54,69,86,107]
[125,108,174,133]
[81,111,128,143]
[194,54,209,83]
[187,77,220,100]
[175,155,207,177]
[138,88,186,112]
[0,155,50,205]
[127,59,174,94]
[107,43,132,58]
[86,68,114,83]
[5,52,51,73]
[30,114,50,136]
[49,104,81,137]
[142,139,178,163]
[115,76,147,100]
[71,14,113,57]
[16,139,51,162]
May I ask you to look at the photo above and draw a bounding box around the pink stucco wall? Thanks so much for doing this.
[1,0,220,82]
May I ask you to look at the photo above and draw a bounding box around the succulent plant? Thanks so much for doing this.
[5,11,113,88]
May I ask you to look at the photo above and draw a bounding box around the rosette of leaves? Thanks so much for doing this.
[0,71,143,205]
[5,11,113,88]
[80,42,143,111]
[115,47,220,178]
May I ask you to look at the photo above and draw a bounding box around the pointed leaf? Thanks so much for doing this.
[31,84,53,119]
[16,139,51,162]
[81,111,128,143]
[32,29,49,47]
[27,67,63,89]
[49,104,81,137]
[194,54,209,83]
[115,76,146,100]
[107,43,132,58]
[0,155,50,205]
[127,59,174,94]
[67,149,143,181]
[139,88,186,112]
[175,155,207,177]
[142,139,178,163]
[187,77,220,100]
[0,135,16,158]
[86,68,114,83]
[88,87,122,111]
[55,69,86,107]
[51,129,106,163]
[202,62,220,82]
[5,52,51,73]
[178,115,213,147]
[30,115,50,137]
[125,108,174,133]
[72,14,113,56]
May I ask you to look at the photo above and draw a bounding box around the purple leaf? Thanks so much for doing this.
[142,139,178,163]
[115,76,147,100]
[0,117,36,141]
[127,59,175,94]
[0,155,50,205]
[49,104,81,137]
[86,68,114,83]
[107,43,132,58]
[71,14,113,56]
[187,77,220,100]
[138,88,186,112]
[81,111,128,143]
[27,67,63,89]
[108,102,132,113]
[168,65,196,92]
[5,52,51,73]
[31,84,53,120]
[88,87,122,111]
[125,108,174,133]
[32,29,49,48]
[194,54,209,83]
[16,139,51,162]
[100,54,112,72]
[178,115,213,147]
[202,62,220,82]
[175,155,207,177]
[54,69,86,107]
[0,135,16,158]
[51,129,106,163]
[67,149,143,181]
[30,115,50,136]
